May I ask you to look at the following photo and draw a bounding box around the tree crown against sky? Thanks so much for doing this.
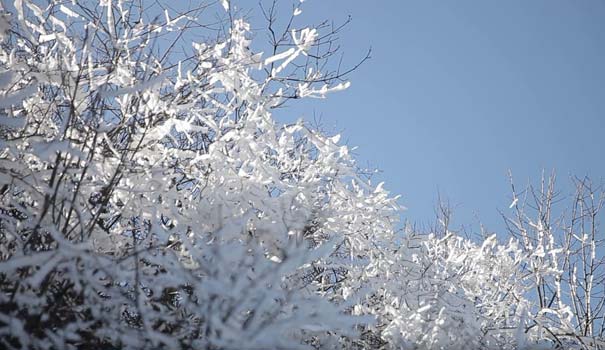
[0,1,603,349]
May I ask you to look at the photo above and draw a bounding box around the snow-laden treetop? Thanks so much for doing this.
[0,1,602,349]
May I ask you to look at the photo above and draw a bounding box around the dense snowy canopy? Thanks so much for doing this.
[0,1,603,349]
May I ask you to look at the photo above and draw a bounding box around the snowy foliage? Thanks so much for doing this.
[0,1,602,349]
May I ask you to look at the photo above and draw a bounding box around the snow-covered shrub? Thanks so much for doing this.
[353,232,575,349]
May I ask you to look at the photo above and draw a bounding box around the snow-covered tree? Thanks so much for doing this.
[0,1,385,348]
[0,1,602,349]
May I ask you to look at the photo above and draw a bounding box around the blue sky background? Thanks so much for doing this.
[266,0,605,234]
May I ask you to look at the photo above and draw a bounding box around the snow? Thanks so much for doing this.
[0,84,37,109]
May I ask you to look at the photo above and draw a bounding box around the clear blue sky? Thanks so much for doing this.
[267,0,605,234]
